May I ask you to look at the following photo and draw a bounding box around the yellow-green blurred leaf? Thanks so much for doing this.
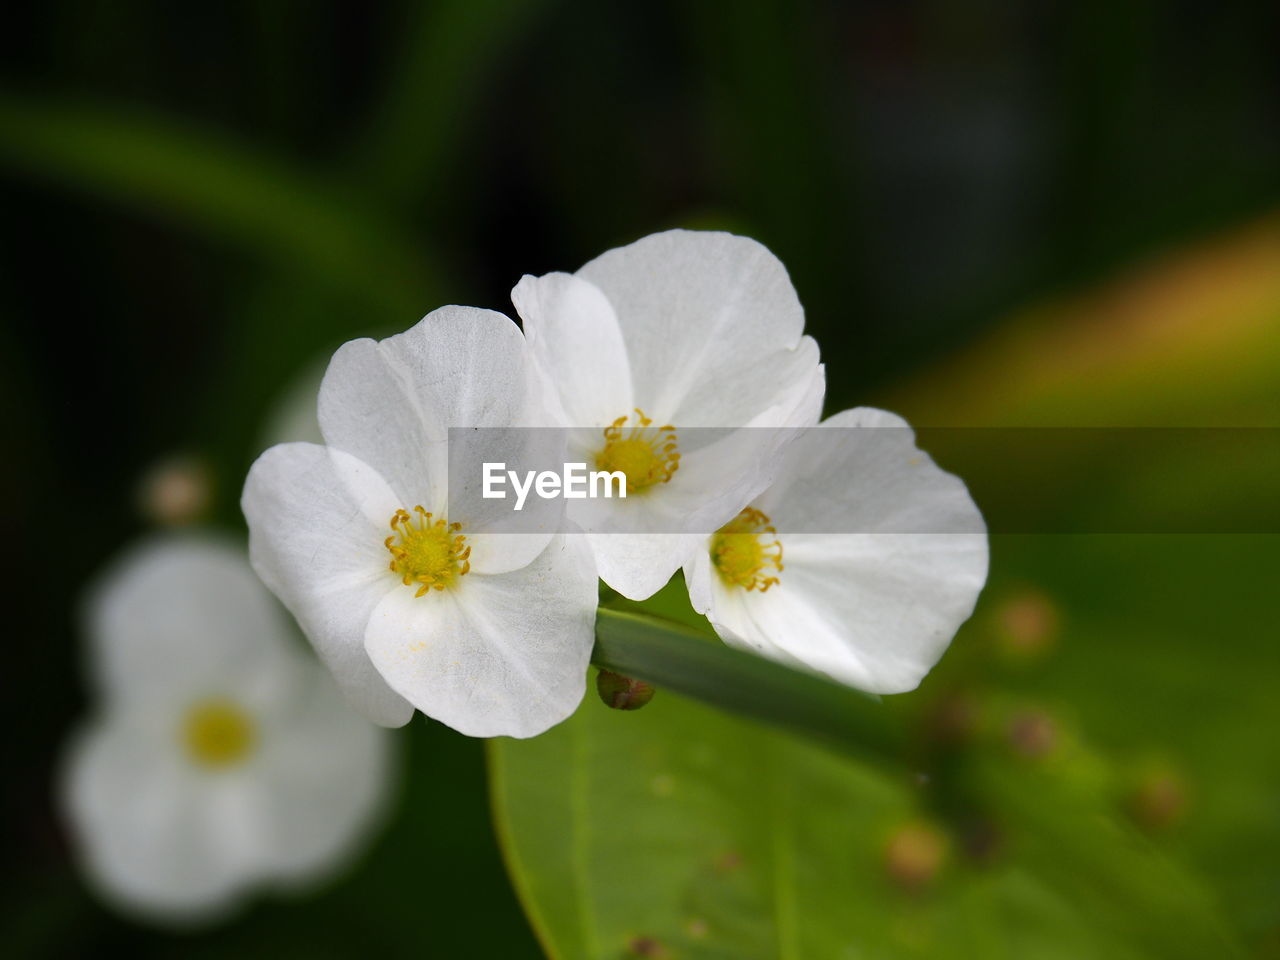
[885,214,1280,427]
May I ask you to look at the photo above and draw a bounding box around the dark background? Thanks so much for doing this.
[3,1,1278,956]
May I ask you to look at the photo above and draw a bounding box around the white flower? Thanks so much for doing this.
[684,408,989,693]
[513,229,825,600]
[242,307,598,738]
[61,537,392,923]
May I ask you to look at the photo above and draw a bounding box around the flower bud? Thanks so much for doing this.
[596,669,656,710]
[924,692,981,746]
[137,454,214,526]
[626,935,669,958]
[1006,708,1058,758]
[994,588,1060,661]
[1126,764,1190,832]
[883,819,949,892]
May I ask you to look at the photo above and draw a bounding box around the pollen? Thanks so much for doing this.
[183,699,256,769]
[711,507,784,592]
[595,408,680,493]
[385,506,471,597]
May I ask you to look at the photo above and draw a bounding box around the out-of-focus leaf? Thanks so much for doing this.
[679,1,852,314]
[970,534,1280,942]
[876,216,1280,543]
[884,213,1280,427]
[872,213,1280,944]
[0,95,435,315]
[351,0,560,202]
[490,681,1240,960]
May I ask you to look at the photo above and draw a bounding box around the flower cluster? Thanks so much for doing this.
[243,230,988,739]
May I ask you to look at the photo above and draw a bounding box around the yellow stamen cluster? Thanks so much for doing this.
[711,507,784,592]
[183,699,256,769]
[595,408,680,493]
[385,506,471,597]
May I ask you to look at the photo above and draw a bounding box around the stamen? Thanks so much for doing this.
[711,507,784,592]
[183,699,256,768]
[595,408,680,493]
[385,506,472,596]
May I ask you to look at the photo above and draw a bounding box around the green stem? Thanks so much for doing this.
[590,607,902,766]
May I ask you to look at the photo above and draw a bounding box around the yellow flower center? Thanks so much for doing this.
[595,408,680,494]
[183,699,256,769]
[711,507,783,592]
[385,506,471,597]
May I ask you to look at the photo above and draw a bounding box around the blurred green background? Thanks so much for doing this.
[3,1,1278,957]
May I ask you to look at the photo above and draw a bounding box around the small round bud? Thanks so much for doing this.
[627,935,669,957]
[958,816,1004,864]
[596,669,656,710]
[1006,708,1058,758]
[994,588,1060,661]
[883,819,949,892]
[137,454,214,526]
[924,692,981,746]
[1126,764,1190,832]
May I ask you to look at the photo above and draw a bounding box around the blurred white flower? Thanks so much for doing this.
[513,229,825,600]
[684,408,988,694]
[61,537,392,924]
[242,307,598,738]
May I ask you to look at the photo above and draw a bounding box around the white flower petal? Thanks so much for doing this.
[685,547,805,666]
[657,422,805,529]
[63,675,394,921]
[465,532,562,577]
[380,305,532,433]
[363,535,597,738]
[683,541,717,623]
[66,534,397,924]
[712,532,988,692]
[250,662,392,880]
[742,336,825,430]
[589,531,702,601]
[689,407,988,693]
[513,271,633,427]
[61,716,258,921]
[442,425,564,567]
[755,407,986,536]
[567,419,821,598]
[577,230,816,425]
[84,536,295,707]
[242,443,413,727]
[526,231,825,597]
[317,337,443,511]
[318,305,531,507]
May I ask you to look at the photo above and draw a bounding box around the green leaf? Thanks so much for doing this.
[492,602,1242,960]
[971,534,1280,942]
[490,685,908,960]
[881,213,1280,428]
[490,676,1238,960]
